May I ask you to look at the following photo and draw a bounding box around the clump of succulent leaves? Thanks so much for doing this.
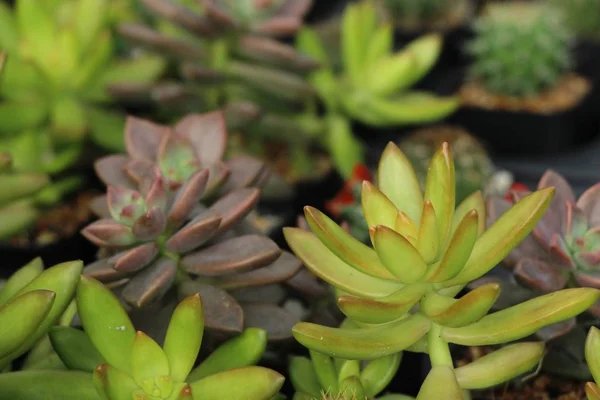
[466,1,572,97]
[376,0,472,31]
[0,0,166,168]
[296,1,459,130]
[283,141,600,399]
[83,111,310,343]
[398,126,495,205]
[116,0,362,180]
[550,0,600,40]
[43,275,284,400]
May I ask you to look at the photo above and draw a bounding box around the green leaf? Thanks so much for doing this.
[289,357,321,397]
[360,353,402,398]
[74,32,113,91]
[423,143,455,247]
[0,290,54,359]
[373,225,427,283]
[0,3,18,52]
[189,367,284,400]
[0,200,39,240]
[0,172,49,204]
[310,350,338,394]
[338,283,426,324]
[75,0,107,53]
[85,106,125,152]
[0,370,100,400]
[50,97,87,142]
[339,376,366,399]
[341,3,364,85]
[361,181,399,230]
[163,294,203,383]
[455,342,544,389]
[292,314,430,360]
[93,363,138,400]
[304,206,394,280]
[327,115,364,180]
[586,327,600,385]
[0,101,48,135]
[402,34,443,87]
[49,327,105,373]
[443,188,555,287]
[296,27,330,67]
[187,328,266,382]
[416,366,463,400]
[101,56,165,86]
[377,142,424,224]
[442,288,600,345]
[283,227,403,299]
[16,0,56,68]
[0,257,43,306]
[421,283,500,328]
[451,191,485,238]
[77,276,135,375]
[417,201,439,264]
[131,332,170,392]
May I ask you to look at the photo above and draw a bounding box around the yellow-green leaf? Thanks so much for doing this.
[416,366,463,400]
[586,327,600,385]
[131,332,169,390]
[417,201,439,264]
[360,353,402,398]
[0,257,43,306]
[361,181,399,230]
[373,225,427,283]
[424,143,455,247]
[451,191,485,238]
[189,367,284,400]
[310,350,338,394]
[289,356,321,397]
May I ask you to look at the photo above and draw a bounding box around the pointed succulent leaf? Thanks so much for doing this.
[49,326,105,373]
[144,173,168,210]
[0,290,55,359]
[82,219,136,247]
[208,188,260,234]
[455,342,544,389]
[0,257,43,306]
[94,155,133,188]
[107,186,147,225]
[93,363,138,400]
[187,328,266,382]
[174,111,227,167]
[441,288,600,345]
[292,314,430,360]
[444,188,555,287]
[361,181,398,230]
[284,228,403,298]
[121,258,177,308]
[360,353,402,398]
[304,206,394,280]
[132,207,167,241]
[377,142,424,224]
[309,350,338,393]
[338,360,361,383]
[417,201,439,264]
[373,225,427,283]
[168,169,209,227]
[394,211,419,246]
[538,170,576,226]
[163,294,204,383]
[77,276,136,374]
[514,258,568,292]
[565,201,588,241]
[131,331,170,391]
[578,183,600,226]
[188,367,284,400]
[124,116,168,162]
[586,327,600,385]
[165,211,222,254]
[241,303,299,342]
[181,235,280,276]
[427,211,478,283]
[338,283,426,324]
[84,259,131,283]
[452,191,486,238]
[289,356,321,397]
[111,244,159,273]
[424,143,455,247]
[0,370,100,400]
[416,366,462,400]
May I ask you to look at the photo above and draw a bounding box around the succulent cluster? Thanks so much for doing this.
[550,0,600,40]
[467,2,572,97]
[284,141,600,397]
[398,126,495,205]
[82,112,308,342]
[0,0,165,163]
[297,1,459,128]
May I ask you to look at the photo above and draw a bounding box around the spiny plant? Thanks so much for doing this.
[550,0,600,40]
[0,0,165,167]
[466,1,572,97]
[297,1,460,129]
[83,112,306,342]
[45,276,284,400]
[283,141,600,398]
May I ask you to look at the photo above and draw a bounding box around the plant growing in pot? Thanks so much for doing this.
[282,141,600,399]
[457,1,599,155]
[468,170,600,386]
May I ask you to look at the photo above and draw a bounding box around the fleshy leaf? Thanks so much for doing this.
[93,363,138,400]
[0,257,44,307]
[188,367,284,400]
[309,350,338,394]
[373,225,427,283]
[288,356,321,397]
[360,353,402,398]
[417,201,439,264]
[451,191,485,238]
[49,326,105,373]
[416,366,462,400]
[131,332,170,392]
[424,143,455,247]
[586,327,600,385]
[361,181,398,230]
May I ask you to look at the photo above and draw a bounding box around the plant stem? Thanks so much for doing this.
[428,323,453,368]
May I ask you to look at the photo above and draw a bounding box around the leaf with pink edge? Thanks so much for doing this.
[81,219,136,247]
[124,116,168,162]
[107,186,146,225]
[174,111,227,166]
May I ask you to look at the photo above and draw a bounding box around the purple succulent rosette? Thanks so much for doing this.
[82,112,322,341]
[473,170,600,340]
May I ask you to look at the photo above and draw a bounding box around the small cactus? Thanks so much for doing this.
[466,2,573,97]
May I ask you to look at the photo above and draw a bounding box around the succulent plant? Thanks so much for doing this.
[283,141,600,397]
[377,0,471,31]
[398,126,495,205]
[586,327,600,399]
[297,1,460,129]
[83,112,306,342]
[550,0,600,40]
[0,0,166,165]
[45,276,284,400]
[466,2,572,97]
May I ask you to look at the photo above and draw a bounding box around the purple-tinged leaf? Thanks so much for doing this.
[254,16,301,37]
[217,156,266,195]
[236,35,319,72]
[548,233,575,268]
[565,201,588,241]
[132,207,167,241]
[277,0,312,18]
[203,0,237,28]
[82,219,136,247]
[575,250,600,271]
[230,285,286,304]
[95,155,134,188]
[215,251,302,290]
[106,279,131,289]
[110,243,159,272]
[208,188,260,234]
[124,116,169,162]
[174,111,227,166]
[89,195,111,219]
[241,303,300,342]
[83,259,131,283]
[141,0,215,37]
[538,169,576,216]
[178,281,243,335]
[165,211,221,254]
[144,174,168,211]
[536,319,575,341]
[119,23,206,60]
[168,169,209,227]
[121,257,177,308]
[284,268,328,299]
[203,162,231,198]
[514,258,568,292]
[125,158,155,185]
[577,182,600,226]
[107,186,146,225]
[181,235,281,277]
